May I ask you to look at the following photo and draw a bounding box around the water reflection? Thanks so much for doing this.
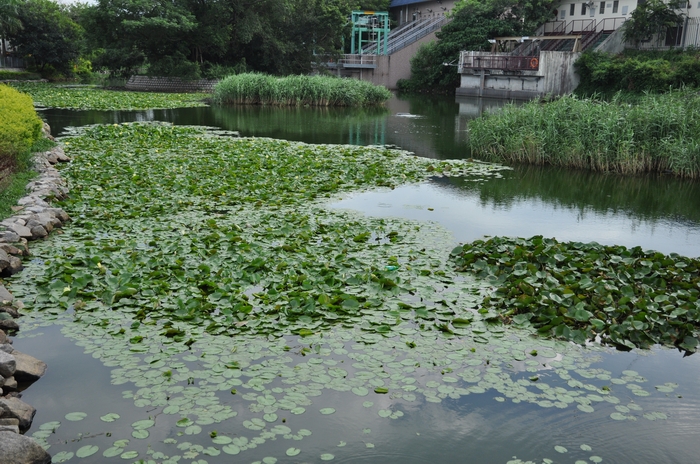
[330,168,700,257]
[42,95,514,160]
[42,94,700,257]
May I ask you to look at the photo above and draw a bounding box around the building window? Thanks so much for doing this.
[570,3,576,14]
[622,5,629,13]
[600,1,605,13]
[582,2,587,14]
[613,0,619,12]
[560,9,566,18]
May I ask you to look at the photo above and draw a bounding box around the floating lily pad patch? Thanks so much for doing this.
[452,236,700,352]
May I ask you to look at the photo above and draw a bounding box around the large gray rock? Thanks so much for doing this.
[0,330,7,344]
[29,225,48,239]
[4,223,32,239]
[0,285,12,304]
[0,350,15,378]
[0,306,18,318]
[0,431,51,464]
[0,244,23,256]
[2,376,17,391]
[48,208,70,223]
[0,397,36,430]
[5,256,22,275]
[0,250,9,272]
[0,319,18,333]
[12,351,47,382]
[0,344,13,354]
[0,230,20,243]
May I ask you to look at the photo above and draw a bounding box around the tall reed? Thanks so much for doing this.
[468,90,700,179]
[213,73,392,107]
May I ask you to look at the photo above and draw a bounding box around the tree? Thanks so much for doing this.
[399,0,555,93]
[6,0,82,75]
[0,0,23,62]
[81,0,369,77]
[623,0,686,48]
[80,0,198,78]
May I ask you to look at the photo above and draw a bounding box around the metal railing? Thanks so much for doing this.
[339,54,377,68]
[460,54,540,72]
[597,17,627,32]
[540,21,566,35]
[363,16,450,55]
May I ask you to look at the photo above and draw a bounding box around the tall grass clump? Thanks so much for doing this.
[213,73,391,107]
[468,90,700,178]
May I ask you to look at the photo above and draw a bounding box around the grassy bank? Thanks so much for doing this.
[468,91,700,178]
[213,73,392,107]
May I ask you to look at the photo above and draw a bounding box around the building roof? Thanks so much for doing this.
[389,0,428,7]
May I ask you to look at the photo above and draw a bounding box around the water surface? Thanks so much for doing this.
[28,94,700,463]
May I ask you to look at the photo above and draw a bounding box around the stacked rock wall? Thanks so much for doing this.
[125,76,218,93]
[0,122,67,464]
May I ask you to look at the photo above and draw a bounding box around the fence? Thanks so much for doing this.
[0,55,25,69]
[633,18,700,49]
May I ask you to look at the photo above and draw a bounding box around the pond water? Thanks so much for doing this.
[14,94,700,464]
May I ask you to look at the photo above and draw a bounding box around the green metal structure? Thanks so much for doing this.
[350,11,390,55]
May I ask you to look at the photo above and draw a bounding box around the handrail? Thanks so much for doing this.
[460,54,540,71]
[597,17,626,32]
[363,16,450,55]
[339,54,377,67]
[566,19,596,34]
[387,17,449,54]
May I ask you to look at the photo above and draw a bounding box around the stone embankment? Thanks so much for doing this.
[0,123,71,464]
[125,75,218,93]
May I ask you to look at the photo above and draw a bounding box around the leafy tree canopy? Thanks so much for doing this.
[623,0,686,47]
[6,0,82,74]
[78,0,391,78]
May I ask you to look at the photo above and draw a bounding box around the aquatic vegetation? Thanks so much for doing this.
[7,82,208,111]
[213,73,392,107]
[451,236,700,352]
[468,91,700,178]
[27,122,505,338]
[7,122,686,462]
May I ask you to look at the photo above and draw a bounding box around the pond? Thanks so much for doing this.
[11,94,700,464]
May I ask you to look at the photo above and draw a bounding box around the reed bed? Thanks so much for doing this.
[213,73,391,107]
[468,91,700,179]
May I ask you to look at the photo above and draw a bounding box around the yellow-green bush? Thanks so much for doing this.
[0,84,43,159]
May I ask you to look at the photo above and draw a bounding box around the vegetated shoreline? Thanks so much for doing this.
[468,90,700,179]
[213,73,392,107]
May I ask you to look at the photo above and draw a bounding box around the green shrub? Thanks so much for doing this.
[0,84,43,160]
[576,50,700,96]
[213,73,391,107]
[468,91,700,178]
[0,71,42,81]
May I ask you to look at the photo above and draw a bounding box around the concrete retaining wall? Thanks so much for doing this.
[456,51,580,99]
[596,27,627,54]
[125,76,218,93]
[341,31,439,90]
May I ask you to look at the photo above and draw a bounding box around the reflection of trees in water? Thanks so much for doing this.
[437,164,700,224]
[207,105,389,146]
